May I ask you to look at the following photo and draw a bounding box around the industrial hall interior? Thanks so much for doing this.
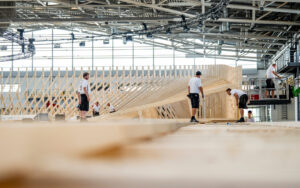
[0,0,300,187]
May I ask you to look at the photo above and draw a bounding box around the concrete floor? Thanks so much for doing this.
[9,123,300,188]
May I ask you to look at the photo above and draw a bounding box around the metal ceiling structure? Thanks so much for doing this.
[0,0,300,67]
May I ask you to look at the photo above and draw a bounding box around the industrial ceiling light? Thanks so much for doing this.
[103,38,109,45]
[21,44,25,53]
[17,29,24,40]
[126,36,133,42]
[198,21,203,28]
[166,28,171,35]
[79,41,85,47]
[54,43,61,48]
[198,21,204,32]
[0,45,8,51]
[142,23,148,31]
[249,25,256,32]
[183,24,190,33]
[28,38,35,53]
[123,36,127,45]
[181,15,186,22]
[198,26,203,32]
[146,33,152,38]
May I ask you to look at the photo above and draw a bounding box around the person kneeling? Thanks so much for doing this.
[92,101,100,117]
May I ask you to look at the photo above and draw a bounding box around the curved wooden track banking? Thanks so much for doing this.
[0,64,243,187]
[0,65,242,120]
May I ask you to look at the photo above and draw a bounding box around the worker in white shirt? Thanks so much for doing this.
[247,110,255,122]
[226,88,248,122]
[187,71,204,123]
[79,72,91,121]
[107,103,116,113]
[92,101,100,116]
[264,63,282,98]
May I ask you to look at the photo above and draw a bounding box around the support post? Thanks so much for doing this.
[72,35,74,69]
[31,31,34,71]
[11,33,13,72]
[51,29,54,72]
[112,37,114,70]
[152,38,155,68]
[132,38,135,67]
[92,35,94,71]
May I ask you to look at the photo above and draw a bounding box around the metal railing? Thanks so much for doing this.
[244,77,290,101]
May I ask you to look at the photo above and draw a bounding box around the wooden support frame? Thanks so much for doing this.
[0,65,242,120]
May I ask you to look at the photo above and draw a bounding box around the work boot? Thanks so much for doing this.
[190,117,199,123]
[236,117,245,123]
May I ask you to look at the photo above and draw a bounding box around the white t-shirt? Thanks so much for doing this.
[189,77,202,94]
[93,105,100,112]
[266,65,276,79]
[247,117,255,122]
[230,89,246,98]
[109,105,115,112]
[79,79,91,94]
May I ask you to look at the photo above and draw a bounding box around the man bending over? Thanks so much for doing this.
[226,88,248,123]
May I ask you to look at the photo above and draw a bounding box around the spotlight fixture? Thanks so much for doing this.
[166,28,172,35]
[249,24,255,32]
[215,12,221,20]
[28,38,35,53]
[183,24,190,33]
[79,41,85,47]
[146,33,152,38]
[112,27,118,35]
[142,23,148,31]
[1,45,7,51]
[21,44,25,53]
[123,36,127,45]
[126,36,133,42]
[198,21,203,28]
[218,47,222,55]
[198,26,203,32]
[122,36,133,45]
[17,29,24,40]
[181,15,186,22]
[71,33,75,40]
[54,43,61,48]
[103,38,110,45]
[218,40,224,46]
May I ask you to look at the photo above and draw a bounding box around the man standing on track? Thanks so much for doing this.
[188,71,204,123]
[226,88,248,122]
[79,72,91,121]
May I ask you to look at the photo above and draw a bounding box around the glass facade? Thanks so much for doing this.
[0,29,258,71]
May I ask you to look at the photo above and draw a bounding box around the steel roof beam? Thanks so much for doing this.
[118,0,195,18]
